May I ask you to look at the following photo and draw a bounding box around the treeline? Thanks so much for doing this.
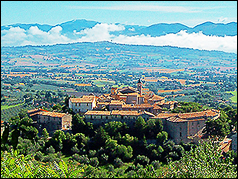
[1,101,237,178]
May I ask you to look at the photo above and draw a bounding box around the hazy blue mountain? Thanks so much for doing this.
[1,23,52,32]
[55,19,99,38]
[1,19,237,37]
[189,21,237,36]
[137,23,190,36]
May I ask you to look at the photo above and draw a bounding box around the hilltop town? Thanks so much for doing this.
[26,79,230,146]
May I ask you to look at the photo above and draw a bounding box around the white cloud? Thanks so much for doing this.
[112,30,237,53]
[74,23,125,42]
[1,24,237,53]
[1,26,73,46]
[1,27,27,46]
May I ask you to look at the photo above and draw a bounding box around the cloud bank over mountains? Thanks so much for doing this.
[1,23,237,53]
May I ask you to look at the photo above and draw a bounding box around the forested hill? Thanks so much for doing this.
[1,41,237,71]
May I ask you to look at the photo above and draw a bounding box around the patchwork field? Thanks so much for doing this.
[226,90,237,103]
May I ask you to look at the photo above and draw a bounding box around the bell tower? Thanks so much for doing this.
[137,79,142,95]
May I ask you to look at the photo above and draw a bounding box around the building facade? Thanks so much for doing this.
[153,109,220,144]
[28,109,72,136]
[69,95,97,113]
[84,110,155,126]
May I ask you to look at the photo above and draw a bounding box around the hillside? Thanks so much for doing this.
[1,41,236,73]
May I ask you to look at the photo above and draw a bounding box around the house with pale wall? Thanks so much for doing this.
[69,95,97,113]
[28,108,72,136]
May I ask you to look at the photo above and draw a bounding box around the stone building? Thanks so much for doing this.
[84,110,155,127]
[231,133,237,153]
[28,109,72,136]
[153,109,220,144]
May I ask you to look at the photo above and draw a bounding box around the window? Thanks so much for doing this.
[180,132,182,137]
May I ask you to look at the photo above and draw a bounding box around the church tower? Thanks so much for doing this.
[137,79,142,95]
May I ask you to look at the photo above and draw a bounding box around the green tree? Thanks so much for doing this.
[92,126,110,149]
[50,130,66,152]
[164,139,237,178]
[145,118,163,139]
[156,131,168,145]
[134,116,146,139]
[52,103,62,112]
[42,128,49,142]
[203,110,230,138]
[104,121,129,137]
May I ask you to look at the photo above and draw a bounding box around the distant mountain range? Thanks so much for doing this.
[1,19,237,37]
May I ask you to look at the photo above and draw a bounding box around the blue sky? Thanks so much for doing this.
[1,1,237,27]
[1,1,237,53]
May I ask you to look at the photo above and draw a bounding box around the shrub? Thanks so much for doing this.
[164,139,237,178]
[99,153,109,165]
[34,151,44,161]
[113,157,124,168]
[134,155,150,166]
[77,155,90,165]
[46,146,55,154]
[1,149,84,178]
[88,150,97,158]
[151,160,161,169]
[89,157,99,167]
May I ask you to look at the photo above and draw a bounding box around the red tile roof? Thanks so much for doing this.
[84,111,111,115]
[154,109,219,121]
[70,96,95,103]
[29,111,68,118]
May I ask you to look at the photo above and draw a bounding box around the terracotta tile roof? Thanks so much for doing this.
[164,101,177,104]
[167,117,206,122]
[27,108,49,114]
[29,111,68,118]
[155,112,178,119]
[111,110,141,116]
[149,95,165,101]
[153,104,162,110]
[109,100,125,105]
[84,110,156,117]
[119,86,137,93]
[154,109,220,121]
[122,103,153,109]
[177,109,219,119]
[85,111,111,115]
[97,102,110,105]
[70,96,95,103]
